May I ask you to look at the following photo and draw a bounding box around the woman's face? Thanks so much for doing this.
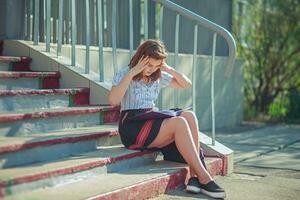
[142,57,163,77]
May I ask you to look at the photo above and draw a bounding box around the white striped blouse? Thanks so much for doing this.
[112,66,173,111]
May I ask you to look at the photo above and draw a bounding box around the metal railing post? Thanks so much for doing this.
[46,0,51,52]
[211,33,217,146]
[97,0,104,82]
[111,0,117,74]
[57,0,63,56]
[33,0,40,45]
[192,25,198,113]
[71,0,77,66]
[85,0,90,74]
[174,13,180,107]
[25,0,30,40]
[158,5,164,109]
[144,0,148,39]
[129,0,134,57]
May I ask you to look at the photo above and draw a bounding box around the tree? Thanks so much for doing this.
[233,0,300,114]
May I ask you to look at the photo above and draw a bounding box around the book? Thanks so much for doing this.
[127,107,192,122]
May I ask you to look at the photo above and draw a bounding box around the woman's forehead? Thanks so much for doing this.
[148,58,163,66]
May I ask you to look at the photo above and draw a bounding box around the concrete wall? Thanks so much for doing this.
[0,0,25,40]
[159,53,244,130]
[3,40,243,130]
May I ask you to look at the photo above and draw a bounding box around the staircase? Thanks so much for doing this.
[0,55,225,199]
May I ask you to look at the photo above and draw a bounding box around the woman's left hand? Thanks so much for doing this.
[159,59,192,89]
[160,60,174,73]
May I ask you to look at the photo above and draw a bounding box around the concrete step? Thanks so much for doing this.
[0,88,89,112]
[0,106,120,136]
[3,158,224,200]
[0,124,121,168]
[0,71,60,90]
[0,56,32,71]
[0,145,158,198]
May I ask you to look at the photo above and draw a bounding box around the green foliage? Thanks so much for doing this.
[233,0,300,121]
[287,88,300,119]
[244,102,259,120]
[267,97,288,119]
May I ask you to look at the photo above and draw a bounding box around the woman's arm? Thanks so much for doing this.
[108,72,134,106]
[160,61,192,89]
[108,56,149,106]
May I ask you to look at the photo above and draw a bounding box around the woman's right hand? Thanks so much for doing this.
[109,56,148,106]
[129,56,149,77]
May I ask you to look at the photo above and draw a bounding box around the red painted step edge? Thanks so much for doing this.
[42,77,60,89]
[0,71,60,78]
[0,88,89,105]
[0,56,21,62]
[0,41,4,56]
[88,157,224,200]
[207,157,224,176]
[73,88,90,105]
[91,168,189,200]
[0,88,89,97]
[0,155,227,199]
[0,151,151,189]
[104,109,120,123]
[0,130,119,154]
[0,107,109,123]
[12,57,32,71]
[0,56,31,63]
[0,56,32,71]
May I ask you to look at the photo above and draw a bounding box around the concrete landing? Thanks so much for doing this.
[153,168,300,200]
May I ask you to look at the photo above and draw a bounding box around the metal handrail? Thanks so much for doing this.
[153,0,236,77]
[153,0,237,145]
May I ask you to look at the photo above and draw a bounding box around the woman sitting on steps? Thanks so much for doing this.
[108,39,226,199]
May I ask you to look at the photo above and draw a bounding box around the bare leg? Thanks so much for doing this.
[180,111,200,178]
[148,116,212,184]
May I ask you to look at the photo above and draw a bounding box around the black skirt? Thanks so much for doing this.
[118,108,164,150]
[118,108,206,165]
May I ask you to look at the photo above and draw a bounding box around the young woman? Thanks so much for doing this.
[108,39,226,199]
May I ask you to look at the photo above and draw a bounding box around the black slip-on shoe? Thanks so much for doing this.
[186,177,201,194]
[199,180,226,199]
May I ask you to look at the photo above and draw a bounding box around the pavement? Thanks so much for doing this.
[152,122,300,200]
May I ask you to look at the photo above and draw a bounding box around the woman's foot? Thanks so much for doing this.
[199,180,226,199]
[186,177,226,199]
[186,177,201,193]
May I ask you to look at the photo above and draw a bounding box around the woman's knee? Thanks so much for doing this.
[180,111,199,136]
[180,111,197,121]
[169,116,190,131]
[180,111,199,127]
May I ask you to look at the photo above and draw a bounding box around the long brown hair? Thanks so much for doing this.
[129,39,168,82]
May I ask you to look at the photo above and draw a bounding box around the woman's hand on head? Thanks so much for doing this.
[129,55,149,77]
[160,60,173,73]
